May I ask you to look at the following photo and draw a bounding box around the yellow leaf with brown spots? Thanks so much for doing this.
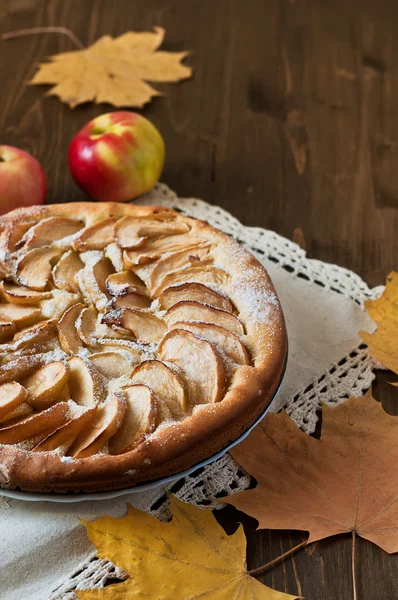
[76,496,298,600]
[29,27,192,108]
[359,271,398,375]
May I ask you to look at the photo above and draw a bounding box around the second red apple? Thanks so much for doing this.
[68,112,165,203]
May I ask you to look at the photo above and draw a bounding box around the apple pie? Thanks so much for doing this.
[0,202,287,493]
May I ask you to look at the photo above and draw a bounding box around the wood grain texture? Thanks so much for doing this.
[1,0,397,598]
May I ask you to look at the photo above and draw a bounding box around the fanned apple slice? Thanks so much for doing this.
[153,266,230,297]
[89,351,132,378]
[16,217,83,250]
[0,304,41,328]
[68,356,105,408]
[10,320,58,354]
[0,402,33,424]
[105,242,124,272]
[102,308,166,343]
[123,235,204,267]
[158,329,226,405]
[165,301,245,336]
[0,355,45,385]
[76,305,98,346]
[158,282,234,313]
[109,385,158,455]
[0,317,16,343]
[106,270,147,296]
[0,281,52,304]
[0,402,70,445]
[0,222,32,255]
[148,245,212,294]
[0,382,28,421]
[57,302,85,354]
[16,246,64,290]
[74,217,117,251]
[33,407,97,453]
[170,322,250,367]
[111,291,151,310]
[70,394,127,458]
[52,249,84,293]
[114,215,190,249]
[93,340,141,362]
[130,360,187,419]
[24,361,68,410]
[80,256,114,310]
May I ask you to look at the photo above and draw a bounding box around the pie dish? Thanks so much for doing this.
[0,202,287,493]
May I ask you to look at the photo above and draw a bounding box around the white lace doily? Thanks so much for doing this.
[0,185,381,600]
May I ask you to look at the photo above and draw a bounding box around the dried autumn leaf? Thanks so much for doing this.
[77,496,298,600]
[29,27,192,108]
[227,392,398,553]
[359,271,398,376]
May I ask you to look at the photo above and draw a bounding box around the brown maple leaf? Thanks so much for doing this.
[360,271,398,377]
[227,391,398,554]
[29,27,192,108]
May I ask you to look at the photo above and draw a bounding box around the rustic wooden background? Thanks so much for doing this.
[1,0,397,598]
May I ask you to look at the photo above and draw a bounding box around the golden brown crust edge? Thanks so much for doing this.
[0,201,287,493]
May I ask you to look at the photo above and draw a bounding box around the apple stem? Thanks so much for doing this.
[248,539,307,577]
[1,27,85,50]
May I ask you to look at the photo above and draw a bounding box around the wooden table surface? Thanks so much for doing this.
[1,1,397,598]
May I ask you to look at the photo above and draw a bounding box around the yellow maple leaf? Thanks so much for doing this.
[29,27,192,108]
[77,496,299,600]
[359,271,398,375]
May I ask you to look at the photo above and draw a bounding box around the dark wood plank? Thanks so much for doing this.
[1,1,397,598]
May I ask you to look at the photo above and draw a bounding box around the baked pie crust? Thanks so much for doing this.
[0,202,287,493]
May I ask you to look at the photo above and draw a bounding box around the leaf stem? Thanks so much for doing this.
[352,530,357,600]
[1,27,84,49]
[248,540,307,577]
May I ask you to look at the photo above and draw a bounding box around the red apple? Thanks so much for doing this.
[0,146,47,214]
[68,112,165,203]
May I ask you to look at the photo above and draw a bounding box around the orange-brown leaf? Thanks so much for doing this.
[29,27,192,108]
[359,271,398,376]
[227,392,398,553]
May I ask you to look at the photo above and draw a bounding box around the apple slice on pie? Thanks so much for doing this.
[89,350,132,378]
[57,302,85,354]
[23,361,68,411]
[164,301,245,335]
[16,246,64,290]
[111,292,151,310]
[33,407,97,453]
[158,329,226,405]
[130,360,187,419]
[114,215,190,249]
[0,402,71,445]
[108,385,158,455]
[68,356,105,409]
[170,322,250,367]
[157,282,234,313]
[123,235,204,266]
[74,217,117,251]
[148,245,212,294]
[69,393,127,458]
[0,281,52,304]
[153,266,230,297]
[106,270,147,296]
[0,317,16,343]
[16,217,83,250]
[52,249,84,293]
[0,304,41,328]
[0,382,29,421]
[102,308,166,343]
